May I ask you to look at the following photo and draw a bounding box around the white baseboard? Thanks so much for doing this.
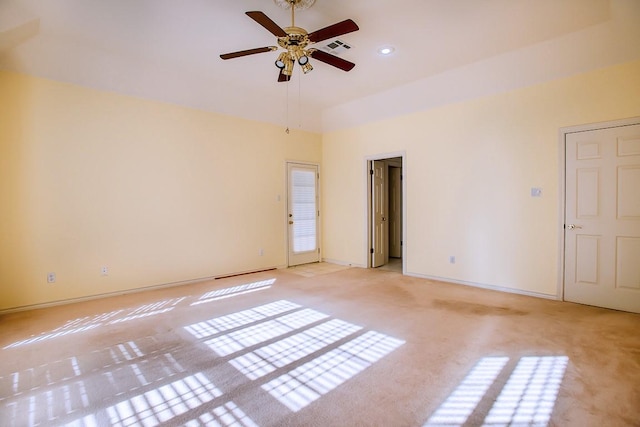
[405,271,559,301]
[321,258,557,301]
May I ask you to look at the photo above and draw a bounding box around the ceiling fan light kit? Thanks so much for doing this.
[220,0,359,81]
[275,52,287,69]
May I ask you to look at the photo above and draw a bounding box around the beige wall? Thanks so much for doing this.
[0,70,321,311]
[322,59,640,297]
[2,60,639,311]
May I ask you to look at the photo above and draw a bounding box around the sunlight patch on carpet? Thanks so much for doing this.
[205,308,329,357]
[4,280,279,350]
[184,401,259,427]
[191,279,275,306]
[105,372,222,426]
[108,298,186,325]
[3,297,186,349]
[262,331,405,411]
[423,355,569,427]
[482,356,568,426]
[185,299,406,414]
[229,319,362,380]
[183,300,300,339]
[423,356,510,426]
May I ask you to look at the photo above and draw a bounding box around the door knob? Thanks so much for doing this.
[566,224,582,229]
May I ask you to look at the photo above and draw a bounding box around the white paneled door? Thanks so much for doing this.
[371,160,388,268]
[564,123,640,313]
[287,163,320,266]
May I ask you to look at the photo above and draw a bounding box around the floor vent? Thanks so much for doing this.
[215,268,276,280]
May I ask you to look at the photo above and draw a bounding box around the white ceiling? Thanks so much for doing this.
[1,0,639,132]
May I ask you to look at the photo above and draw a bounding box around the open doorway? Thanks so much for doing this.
[367,155,404,273]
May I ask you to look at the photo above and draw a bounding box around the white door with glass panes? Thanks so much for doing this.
[564,122,640,313]
[287,163,320,266]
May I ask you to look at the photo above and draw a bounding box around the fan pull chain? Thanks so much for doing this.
[298,70,302,128]
[285,75,290,134]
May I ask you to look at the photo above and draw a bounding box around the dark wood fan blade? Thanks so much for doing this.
[246,11,287,37]
[308,19,359,43]
[220,46,275,60]
[278,70,291,82]
[309,50,355,72]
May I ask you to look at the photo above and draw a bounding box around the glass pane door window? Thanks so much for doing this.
[287,163,320,266]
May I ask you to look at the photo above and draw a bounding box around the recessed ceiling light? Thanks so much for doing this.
[377,46,395,55]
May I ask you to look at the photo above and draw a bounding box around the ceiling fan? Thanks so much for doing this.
[220,0,359,82]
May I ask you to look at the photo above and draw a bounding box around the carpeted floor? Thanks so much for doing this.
[1,266,639,426]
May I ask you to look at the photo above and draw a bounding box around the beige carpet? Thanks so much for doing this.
[1,267,639,426]
[286,262,351,277]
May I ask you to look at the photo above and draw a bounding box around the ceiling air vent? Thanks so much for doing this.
[319,39,352,56]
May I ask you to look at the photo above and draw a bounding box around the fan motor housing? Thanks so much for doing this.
[279,27,309,49]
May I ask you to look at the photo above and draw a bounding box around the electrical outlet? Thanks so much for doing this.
[47,272,56,283]
[531,187,543,197]
[101,266,108,276]
[449,256,456,264]
[259,248,264,256]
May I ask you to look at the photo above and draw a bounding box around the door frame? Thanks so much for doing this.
[557,116,640,301]
[365,151,406,273]
[286,161,321,267]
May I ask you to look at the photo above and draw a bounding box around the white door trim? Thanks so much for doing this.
[557,116,640,301]
[365,151,406,273]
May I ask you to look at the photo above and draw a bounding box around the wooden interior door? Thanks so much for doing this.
[371,160,388,267]
[564,123,640,313]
